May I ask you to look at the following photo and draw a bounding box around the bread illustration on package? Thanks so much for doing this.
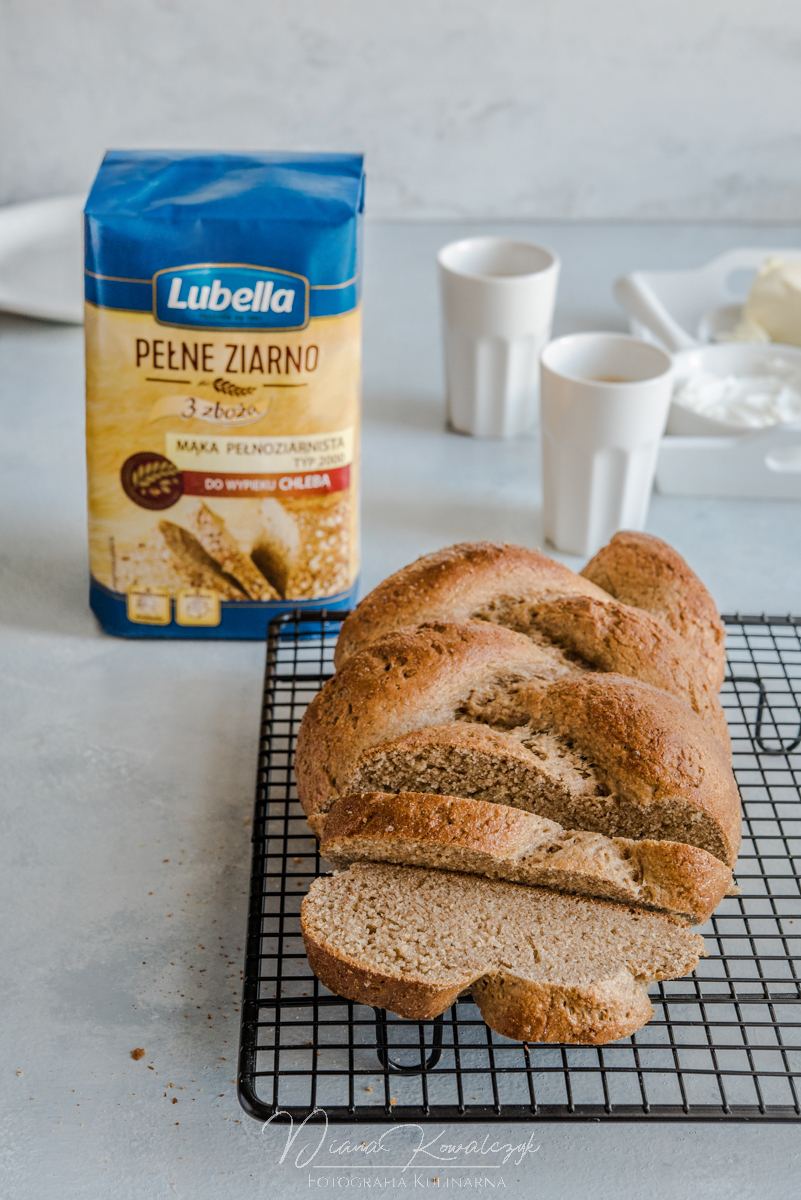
[84,151,364,636]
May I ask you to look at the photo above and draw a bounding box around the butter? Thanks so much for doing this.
[723,313,771,344]
[729,256,801,346]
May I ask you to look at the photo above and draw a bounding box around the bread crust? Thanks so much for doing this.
[540,673,741,865]
[528,594,728,746]
[303,932,474,1021]
[334,542,606,667]
[581,530,726,691]
[333,540,727,743]
[323,789,542,857]
[301,864,706,1044]
[296,621,741,864]
[303,932,655,1042]
[320,791,733,923]
[470,971,656,1044]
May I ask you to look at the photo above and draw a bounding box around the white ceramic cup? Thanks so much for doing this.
[540,333,673,556]
[438,237,560,438]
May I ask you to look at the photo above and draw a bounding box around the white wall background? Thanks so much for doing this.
[2,0,801,220]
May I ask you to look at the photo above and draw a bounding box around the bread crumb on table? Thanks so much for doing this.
[131,1049,146,1061]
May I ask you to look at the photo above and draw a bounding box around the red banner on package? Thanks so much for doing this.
[182,464,350,498]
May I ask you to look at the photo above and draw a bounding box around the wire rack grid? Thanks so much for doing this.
[237,611,801,1123]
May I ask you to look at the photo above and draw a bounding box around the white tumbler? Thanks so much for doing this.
[540,333,673,556]
[438,237,560,438]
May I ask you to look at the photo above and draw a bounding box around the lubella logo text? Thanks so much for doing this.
[153,264,309,331]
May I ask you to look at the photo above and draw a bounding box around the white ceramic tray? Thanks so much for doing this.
[615,248,801,500]
[0,194,85,324]
[656,424,801,499]
[615,246,801,352]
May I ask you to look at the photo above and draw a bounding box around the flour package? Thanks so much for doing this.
[84,151,364,637]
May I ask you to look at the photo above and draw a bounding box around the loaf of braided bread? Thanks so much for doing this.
[296,535,739,1041]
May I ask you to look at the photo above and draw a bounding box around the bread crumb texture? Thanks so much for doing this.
[302,863,705,1043]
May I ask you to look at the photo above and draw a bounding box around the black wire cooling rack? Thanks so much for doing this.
[237,611,801,1123]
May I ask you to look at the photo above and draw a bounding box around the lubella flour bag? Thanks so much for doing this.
[84,151,364,636]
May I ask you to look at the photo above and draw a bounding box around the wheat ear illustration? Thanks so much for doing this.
[213,378,257,397]
[131,461,181,491]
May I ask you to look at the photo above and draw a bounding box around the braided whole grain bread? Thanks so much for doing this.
[296,619,741,865]
[334,535,727,738]
[302,863,706,1042]
[297,535,737,1042]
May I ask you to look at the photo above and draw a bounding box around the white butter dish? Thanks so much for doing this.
[614,246,801,353]
[615,250,801,499]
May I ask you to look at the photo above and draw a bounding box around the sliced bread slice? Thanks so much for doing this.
[347,719,740,868]
[158,521,247,599]
[301,862,706,1044]
[320,792,733,924]
[187,503,279,601]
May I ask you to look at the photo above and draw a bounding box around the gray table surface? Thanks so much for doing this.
[2,221,801,1200]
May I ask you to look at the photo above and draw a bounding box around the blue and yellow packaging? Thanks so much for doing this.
[84,150,364,637]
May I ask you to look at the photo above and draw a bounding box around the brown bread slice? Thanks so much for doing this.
[301,863,706,1044]
[158,521,247,599]
[348,717,739,867]
[349,723,598,819]
[187,503,278,600]
[296,622,741,864]
[320,792,733,924]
